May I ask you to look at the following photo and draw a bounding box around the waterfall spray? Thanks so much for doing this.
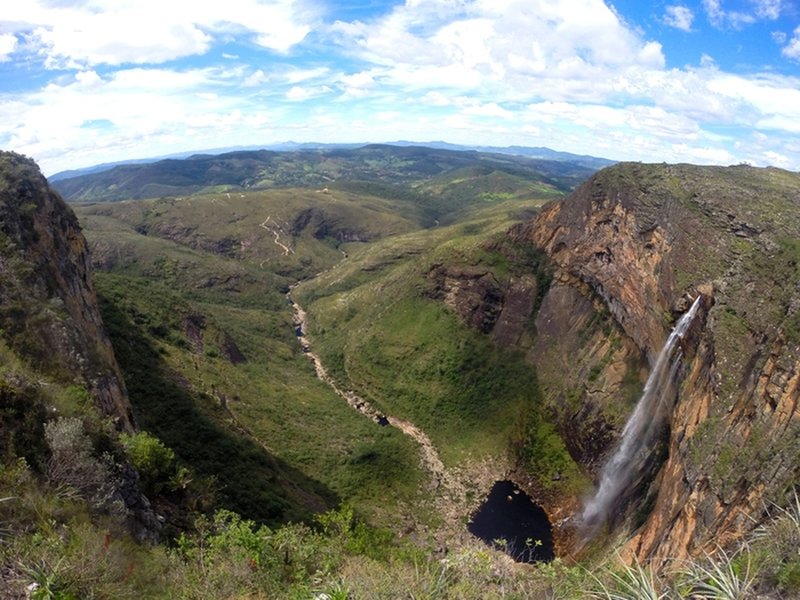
[582,295,702,529]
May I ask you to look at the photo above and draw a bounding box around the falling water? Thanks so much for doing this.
[582,295,702,529]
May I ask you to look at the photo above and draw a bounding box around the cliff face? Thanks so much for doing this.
[520,163,800,562]
[0,152,133,430]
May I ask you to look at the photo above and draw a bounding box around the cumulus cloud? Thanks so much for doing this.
[703,0,782,29]
[285,84,332,101]
[3,0,315,68]
[0,33,18,61]
[0,65,281,172]
[243,70,269,87]
[333,0,665,103]
[663,5,695,31]
[755,0,783,20]
[4,0,800,172]
[781,26,800,61]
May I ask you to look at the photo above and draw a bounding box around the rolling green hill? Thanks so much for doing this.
[73,187,435,527]
[52,144,595,205]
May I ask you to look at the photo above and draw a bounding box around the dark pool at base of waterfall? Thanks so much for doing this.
[467,480,554,563]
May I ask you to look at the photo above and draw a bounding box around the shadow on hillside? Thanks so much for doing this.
[97,292,339,526]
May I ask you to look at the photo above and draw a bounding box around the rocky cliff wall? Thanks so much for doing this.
[520,163,800,562]
[0,152,134,430]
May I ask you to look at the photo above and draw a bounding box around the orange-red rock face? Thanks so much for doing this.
[520,163,800,563]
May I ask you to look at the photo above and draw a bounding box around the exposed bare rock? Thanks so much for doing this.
[427,264,505,333]
[218,330,246,364]
[184,313,205,353]
[0,152,134,431]
[519,162,800,563]
[490,274,537,347]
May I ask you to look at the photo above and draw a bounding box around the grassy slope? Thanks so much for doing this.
[8,161,800,598]
[295,199,560,467]
[74,185,570,521]
[74,189,429,527]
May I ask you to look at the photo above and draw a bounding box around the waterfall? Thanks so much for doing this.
[582,295,702,529]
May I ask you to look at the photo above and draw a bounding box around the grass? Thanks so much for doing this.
[93,270,427,528]
[77,186,572,524]
[74,188,437,527]
[8,151,800,598]
[295,198,585,497]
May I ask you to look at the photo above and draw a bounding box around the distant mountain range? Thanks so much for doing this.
[48,142,613,184]
[50,143,608,203]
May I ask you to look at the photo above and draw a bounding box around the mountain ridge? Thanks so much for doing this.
[48,142,612,187]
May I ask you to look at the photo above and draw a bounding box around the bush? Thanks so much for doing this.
[44,417,121,514]
[120,431,176,495]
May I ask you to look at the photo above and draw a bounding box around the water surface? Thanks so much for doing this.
[468,480,554,563]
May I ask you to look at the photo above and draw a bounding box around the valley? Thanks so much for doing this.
[2,147,800,598]
[73,175,562,540]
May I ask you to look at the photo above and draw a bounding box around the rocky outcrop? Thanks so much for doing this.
[490,274,538,347]
[0,152,134,431]
[426,264,505,333]
[183,312,246,364]
[520,163,800,563]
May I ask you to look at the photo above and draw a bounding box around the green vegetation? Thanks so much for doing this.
[54,145,593,203]
[5,441,800,599]
[581,495,800,599]
[295,203,558,467]
[119,431,178,496]
[6,152,800,598]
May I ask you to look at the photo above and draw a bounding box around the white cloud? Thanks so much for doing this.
[419,91,452,107]
[244,70,268,87]
[703,0,782,29]
[0,33,18,61]
[284,67,331,84]
[782,26,800,61]
[3,0,800,173]
[663,5,694,31]
[3,0,315,68]
[755,0,782,20]
[669,143,733,164]
[708,73,800,121]
[462,102,514,119]
[333,0,665,104]
[762,150,791,167]
[285,85,332,101]
[519,101,700,141]
[0,64,284,172]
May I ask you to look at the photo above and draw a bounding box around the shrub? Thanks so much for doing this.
[119,431,176,495]
[44,417,121,514]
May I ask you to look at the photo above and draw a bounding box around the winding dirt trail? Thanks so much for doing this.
[289,298,517,553]
[260,215,293,255]
[289,290,462,496]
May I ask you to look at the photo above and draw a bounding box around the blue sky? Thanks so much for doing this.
[1,0,799,174]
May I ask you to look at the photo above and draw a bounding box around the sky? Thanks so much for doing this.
[1,0,799,175]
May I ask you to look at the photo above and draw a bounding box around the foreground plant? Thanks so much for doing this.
[584,555,671,600]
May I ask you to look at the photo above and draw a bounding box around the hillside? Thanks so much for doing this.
[47,142,613,184]
[520,163,800,564]
[0,151,132,429]
[293,161,800,594]
[50,145,595,207]
[73,187,431,525]
[5,150,800,598]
